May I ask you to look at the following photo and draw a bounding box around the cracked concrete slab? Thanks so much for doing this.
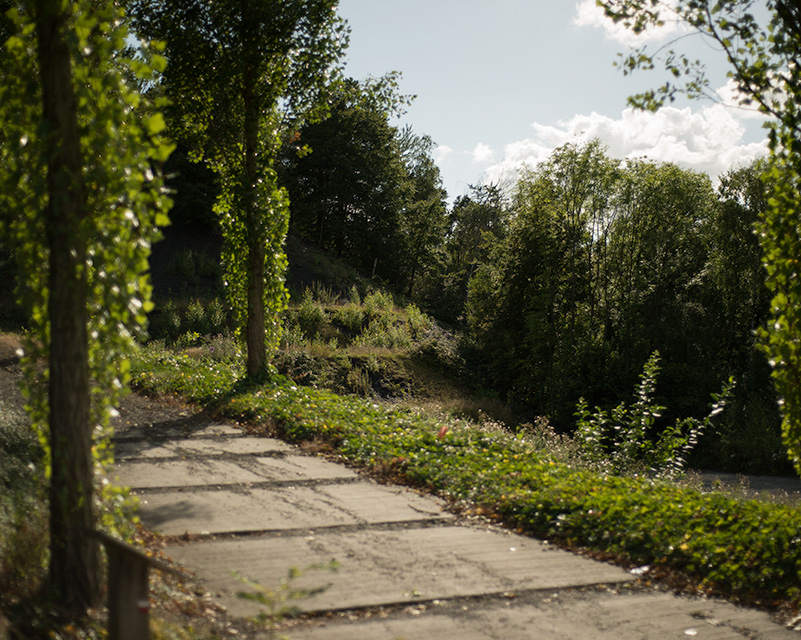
[115,436,293,460]
[114,423,242,441]
[284,590,799,639]
[116,454,359,489]
[136,481,452,535]
[165,525,631,617]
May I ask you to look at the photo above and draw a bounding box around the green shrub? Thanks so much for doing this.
[171,248,198,283]
[363,290,394,319]
[203,333,241,362]
[151,299,182,343]
[353,322,412,349]
[195,251,222,280]
[206,297,227,334]
[345,367,373,396]
[185,298,207,334]
[404,303,432,338]
[0,401,47,601]
[347,285,361,306]
[175,331,202,349]
[575,352,734,478]
[280,318,307,350]
[311,281,339,305]
[334,304,364,335]
[298,289,327,339]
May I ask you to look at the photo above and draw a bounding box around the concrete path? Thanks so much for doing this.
[112,405,799,639]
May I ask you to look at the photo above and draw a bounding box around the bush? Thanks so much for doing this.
[151,300,182,343]
[334,304,364,335]
[0,401,47,601]
[206,297,227,334]
[363,290,394,320]
[298,289,327,340]
[575,352,734,478]
[310,281,339,305]
[170,248,198,283]
[203,333,241,362]
[185,298,206,334]
[280,318,307,350]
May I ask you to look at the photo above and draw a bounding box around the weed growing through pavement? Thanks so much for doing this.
[234,560,340,639]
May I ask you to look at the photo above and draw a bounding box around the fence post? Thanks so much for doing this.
[90,530,183,640]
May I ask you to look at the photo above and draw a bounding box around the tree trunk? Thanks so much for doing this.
[35,0,102,613]
[242,44,265,377]
[246,242,266,376]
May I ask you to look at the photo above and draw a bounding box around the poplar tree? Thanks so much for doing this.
[0,0,172,612]
[128,0,348,376]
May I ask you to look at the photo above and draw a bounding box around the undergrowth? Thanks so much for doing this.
[129,343,801,613]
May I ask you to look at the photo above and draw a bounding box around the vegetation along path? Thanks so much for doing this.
[111,393,799,639]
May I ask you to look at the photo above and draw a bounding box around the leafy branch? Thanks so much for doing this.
[575,351,735,477]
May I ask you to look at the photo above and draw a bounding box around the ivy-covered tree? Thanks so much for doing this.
[598,0,801,474]
[0,0,172,614]
[128,0,348,376]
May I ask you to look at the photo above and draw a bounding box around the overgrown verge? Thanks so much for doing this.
[130,346,801,613]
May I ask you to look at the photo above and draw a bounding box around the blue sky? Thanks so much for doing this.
[337,0,769,202]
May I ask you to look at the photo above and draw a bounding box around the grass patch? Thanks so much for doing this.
[130,344,801,612]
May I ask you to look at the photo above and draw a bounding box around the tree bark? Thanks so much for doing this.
[246,242,266,376]
[242,36,266,377]
[35,0,102,613]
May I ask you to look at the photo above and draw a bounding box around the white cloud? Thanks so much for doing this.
[715,78,772,119]
[483,96,768,189]
[434,145,453,165]
[572,0,690,46]
[471,142,496,164]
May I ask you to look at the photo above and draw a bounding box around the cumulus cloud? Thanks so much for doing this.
[572,0,690,46]
[471,142,496,164]
[715,78,772,119]
[434,145,453,165]
[483,98,768,188]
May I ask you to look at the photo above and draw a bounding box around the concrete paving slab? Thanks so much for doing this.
[115,458,268,489]
[115,436,293,460]
[115,423,242,441]
[165,525,630,617]
[250,456,361,482]
[116,455,358,489]
[136,482,451,535]
[285,590,799,639]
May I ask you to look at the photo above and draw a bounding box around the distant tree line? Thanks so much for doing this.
[446,143,781,474]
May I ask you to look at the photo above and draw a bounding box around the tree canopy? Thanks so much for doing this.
[279,77,447,295]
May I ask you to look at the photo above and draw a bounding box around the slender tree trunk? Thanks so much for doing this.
[35,0,102,613]
[246,242,266,376]
[243,46,266,376]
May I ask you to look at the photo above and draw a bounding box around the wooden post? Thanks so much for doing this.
[90,530,183,640]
